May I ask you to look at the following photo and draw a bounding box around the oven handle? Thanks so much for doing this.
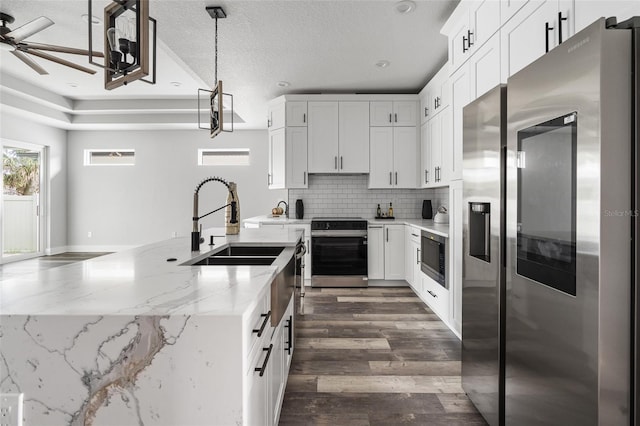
[311,230,368,237]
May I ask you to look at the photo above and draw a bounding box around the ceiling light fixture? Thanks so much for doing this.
[87,0,157,90]
[198,6,234,139]
[376,60,390,68]
[67,82,78,87]
[81,14,101,25]
[276,81,290,88]
[395,0,416,14]
[170,81,181,87]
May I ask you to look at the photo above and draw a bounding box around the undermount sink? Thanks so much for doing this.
[188,245,285,266]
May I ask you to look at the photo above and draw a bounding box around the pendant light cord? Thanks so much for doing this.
[214,14,218,84]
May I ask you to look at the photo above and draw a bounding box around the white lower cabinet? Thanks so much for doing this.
[384,224,405,280]
[368,224,404,280]
[421,273,450,323]
[448,180,463,336]
[245,293,294,426]
[404,226,421,292]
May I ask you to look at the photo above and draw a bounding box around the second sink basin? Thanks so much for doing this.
[189,245,285,266]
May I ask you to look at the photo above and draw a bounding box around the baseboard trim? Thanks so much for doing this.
[367,279,409,287]
[45,246,68,256]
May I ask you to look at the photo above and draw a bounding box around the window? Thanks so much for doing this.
[198,148,250,166]
[84,149,135,166]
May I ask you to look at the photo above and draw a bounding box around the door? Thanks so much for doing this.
[286,127,307,188]
[393,127,418,188]
[369,127,394,189]
[338,102,370,173]
[268,129,286,189]
[307,102,339,173]
[2,143,44,262]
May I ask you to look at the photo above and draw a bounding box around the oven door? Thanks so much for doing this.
[311,231,368,287]
[421,232,447,288]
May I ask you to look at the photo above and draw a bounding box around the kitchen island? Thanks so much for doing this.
[0,228,302,426]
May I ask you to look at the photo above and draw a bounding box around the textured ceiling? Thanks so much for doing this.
[0,0,459,129]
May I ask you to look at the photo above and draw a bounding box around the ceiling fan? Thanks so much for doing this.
[0,12,103,75]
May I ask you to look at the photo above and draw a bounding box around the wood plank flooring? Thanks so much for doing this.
[280,287,487,426]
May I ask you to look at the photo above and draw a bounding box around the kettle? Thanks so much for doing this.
[433,206,449,224]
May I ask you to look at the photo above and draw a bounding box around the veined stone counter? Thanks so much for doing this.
[0,228,302,426]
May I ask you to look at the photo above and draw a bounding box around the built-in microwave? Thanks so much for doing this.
[421,230,448,288]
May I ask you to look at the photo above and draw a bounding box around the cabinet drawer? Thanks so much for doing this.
[245,290,272,358]
[421,273,450,322]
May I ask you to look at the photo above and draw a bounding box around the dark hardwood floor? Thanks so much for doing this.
[280,287,487,426]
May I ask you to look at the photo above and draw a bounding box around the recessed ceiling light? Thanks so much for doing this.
[170,81,182,87]
[81,14,101,25]
[276,81,290,88]
[67,82,78,88]
[395,0,416,14]
[375,60,390,68]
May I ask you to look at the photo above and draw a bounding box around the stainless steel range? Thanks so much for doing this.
[311,218,368,287]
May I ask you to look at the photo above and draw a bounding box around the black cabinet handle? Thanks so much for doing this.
[255,344,273,377]
[427,290,437,298]
[416,248,420,264]
[340,156,343,170]
[462,35,468,53]
[394,113,398,123]
[389,172,392,185]
[284,316,293,354]
[545,22,554,53]
[252,311,271,337]
[467,29,474,47]
[411,233,419,237]
[386,227,389,242]
[395,172,398,185]
[558,12,568,44]
[335,156,338,170]
[425,169,429,184]
[389,113,392,123]
[303,113,306,123]
[424,107,428,117]
[303,171,306,185]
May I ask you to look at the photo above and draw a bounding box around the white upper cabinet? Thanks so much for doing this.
[369,127,418,189]
[470,33,502,100]
[443,0,502,73]
[500,0,574,79]
[268,101,285,130]
[285,101,307,127]
[338,102,370,173]
[307,101,370,173]
[449,64,469,182]
[307,102,340,173]
[286,127,308,188]
[370,101,418,127]
[574,1,640,33]
[500,0,531,27]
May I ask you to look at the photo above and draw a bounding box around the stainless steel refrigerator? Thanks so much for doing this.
[462,16,639,426]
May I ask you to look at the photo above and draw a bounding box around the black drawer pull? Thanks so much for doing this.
[252,311,271,337]
[427,290,437,298]
[284,316,293,354]
[255,344,273,377]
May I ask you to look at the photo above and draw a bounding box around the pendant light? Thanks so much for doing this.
[198,6,234,138]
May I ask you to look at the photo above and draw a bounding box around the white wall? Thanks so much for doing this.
[0,112,68,254]
[66,129,286,249]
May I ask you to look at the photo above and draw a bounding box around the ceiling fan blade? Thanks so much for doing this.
[6,17,54,43]
[21,48,97,75]
[11,49,48,75]
[22,42,104,58]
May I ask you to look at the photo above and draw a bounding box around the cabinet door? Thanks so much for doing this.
[500,0,531,26]
[449,16,471,72]
[307,102,339,173]
[384,225,405,280]
[420,122,431,188]
[369,127,394,189]
[269,102,285,130]
[270,321,286,426]
[500,0,557,79]
[339,102,370,173]
[286,127,308,189]
[439,107,453,185]
[450,64,470,182]
[393,127,418,188]
[246,344,269,426]
[412,240,421,294]
[404,226,415,287]
[393,101,418,126]
[286,101,307,127]
[469,0,501,50]
[470,33,502,100]
[422,273,450,322]
[429,116,443,186]
[370,101,394,126]
[419,87,431,125]
[574,1,639,33]
[367,226,385,279]
[269,128,286,189]
[449,180,463,335]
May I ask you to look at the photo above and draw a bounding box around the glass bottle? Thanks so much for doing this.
[376,204,381,217]
[388,202,394,217]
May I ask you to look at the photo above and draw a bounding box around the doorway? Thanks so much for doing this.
[2,143,45,262]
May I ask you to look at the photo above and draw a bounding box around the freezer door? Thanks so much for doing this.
[462,84,506,426]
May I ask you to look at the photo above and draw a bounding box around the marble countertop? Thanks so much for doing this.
[0,228,302,316]
[244,216,449,238]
